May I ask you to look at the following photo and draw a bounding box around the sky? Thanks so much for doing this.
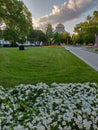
[22,0,98,34]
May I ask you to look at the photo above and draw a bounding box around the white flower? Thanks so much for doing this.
[46,117,52,124]
[27,122,33,129]
[58,115,62,122]
[74,117,80,125]
[36,125,45,130]
[77,115,82,123]
[14,125,25,130]
[1,104,5,109]
[63,114,67,121]
[93,124,98,130]
[62,121,66,126]
[83,119,92,130]
[95,116,98,124]
[78,124,83,129]
[2,125,10,130]
[65,126,71,130]
[1,82,98,129]
[58,125,63,130]
[67,111,73,119]
[52,121,57,127]
[92,111,97,116]
[6,115,12,122]
[55,99,62,104]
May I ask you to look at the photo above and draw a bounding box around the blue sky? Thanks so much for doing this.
[22,0,98,34]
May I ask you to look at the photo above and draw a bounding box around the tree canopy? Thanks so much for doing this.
[73,10,98,45]
[28,29,48,45]
[0,0,32,45]
[45,23,53,45]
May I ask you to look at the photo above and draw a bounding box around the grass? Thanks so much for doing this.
[95,48,98,51]
[0,47,98,88]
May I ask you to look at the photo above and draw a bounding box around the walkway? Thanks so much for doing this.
[65,46,98,71]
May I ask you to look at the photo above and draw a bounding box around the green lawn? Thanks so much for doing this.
[0,47,98,88]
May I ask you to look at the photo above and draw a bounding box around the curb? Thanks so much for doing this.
[65,47,98,71]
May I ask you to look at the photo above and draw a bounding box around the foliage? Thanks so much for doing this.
[1,82,98,129]
[45,23,53,38]
[0,30,3,39]
[60,32,72,44]
[53,31,72,45]
[45,23,53,45]
[28,29,48,45]
[0,0,32,45]
[53,32,61,45]
[73,10,98,45]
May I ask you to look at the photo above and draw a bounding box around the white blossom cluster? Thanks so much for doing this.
[0,82,98,130]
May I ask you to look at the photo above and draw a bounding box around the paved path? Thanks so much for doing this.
[65,46,98,71]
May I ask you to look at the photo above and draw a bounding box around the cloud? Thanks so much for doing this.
[33,0,98,28]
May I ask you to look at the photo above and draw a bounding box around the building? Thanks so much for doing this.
[55,23,66,33]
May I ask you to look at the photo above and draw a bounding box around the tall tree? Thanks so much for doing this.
[73,9,98,45]
[60,32,71,44]
[45,23,53,45]
[0,0,32,45]
[53,32,61,45]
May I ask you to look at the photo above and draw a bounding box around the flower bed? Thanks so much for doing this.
[86,46,98,49]
[42,46,63,48]
[85,46,98,53]
[0,83,98,130]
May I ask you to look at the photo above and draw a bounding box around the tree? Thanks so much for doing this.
[45,23,53,45]
[73,9,98,45]
[86,15,92,23]
[0,0,32,46]
[72,34,78,45]
[0,30,3,39]
[53,32,61,45]
[60,32,72,44]
[28,29,48,45]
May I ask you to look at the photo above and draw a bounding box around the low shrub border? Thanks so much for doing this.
[0,82,98,130]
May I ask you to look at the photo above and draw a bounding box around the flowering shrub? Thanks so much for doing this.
[0,82,98,130]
